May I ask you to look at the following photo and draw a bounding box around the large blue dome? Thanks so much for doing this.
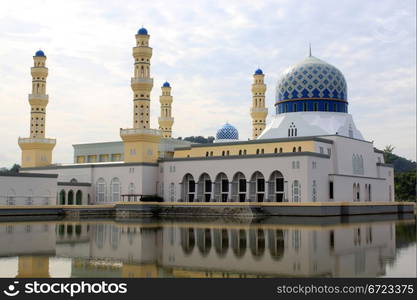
[162,81,170,87]
[137,27,148,35]
[216,123,239,140]
[275,56,348,114]
[35,50,45,57]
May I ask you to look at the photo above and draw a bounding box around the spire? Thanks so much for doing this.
[309,42,312,57]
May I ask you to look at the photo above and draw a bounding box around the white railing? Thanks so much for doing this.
[131,78,153,85]
[250,107,268,113]
[120,128,162,136]
[28,94,49,101]
[158,117,174,121]
[18,137,56,144]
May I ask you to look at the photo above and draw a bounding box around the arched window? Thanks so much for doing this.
[59,190,66,205]
[239,150,242,155]
[110,178,120,202]
[182,174,195,202]
[68,190,74,205]
[292,180,300,202]
[269,171,284,202]
[76,190,82,205]
[96,178,106,203]
[279,147,283,153]
[274,148,278,153]
[312,180,317,202]
[292,147,296,152]
[7,189,16,205]
[298,146,302,152]
[324,103,329,111]
[128,182,136,194]
[348,124,353,138]
[256,149,260,155]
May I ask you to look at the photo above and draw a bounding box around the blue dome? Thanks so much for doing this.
[216,123,239,140]
[35,50,45,57]
[137,27,148,35]
[275,56,348,114]
[162,81,170,87]
[276,56,347,103]
[254,68,263,75]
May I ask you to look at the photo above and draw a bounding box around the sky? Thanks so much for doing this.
[0,0,415,167]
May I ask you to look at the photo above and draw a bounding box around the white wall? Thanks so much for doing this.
[0,174,57,205]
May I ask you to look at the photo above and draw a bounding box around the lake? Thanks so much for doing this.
[0,215,415,278]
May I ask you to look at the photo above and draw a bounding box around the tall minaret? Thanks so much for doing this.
[120,28,161,164]
[250,68,268,139]
[131,27,153,129]
[158,81,174,138]
[18,50,56,168]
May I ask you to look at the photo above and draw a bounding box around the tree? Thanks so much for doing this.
[9,164,20,173]
[383,145,395,164]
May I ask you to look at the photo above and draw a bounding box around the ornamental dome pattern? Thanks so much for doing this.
[216,123,239,140]
[276,56,347,102]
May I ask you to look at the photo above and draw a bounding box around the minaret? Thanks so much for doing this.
[158,81,174,138]
[18,50,56,168]
[250,68,268,139]
[120,28,161,163]
[132,27,153,129]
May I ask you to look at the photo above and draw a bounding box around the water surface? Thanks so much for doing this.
[0,215,415,278]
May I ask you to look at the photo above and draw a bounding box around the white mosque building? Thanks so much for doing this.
[1,27,397,209]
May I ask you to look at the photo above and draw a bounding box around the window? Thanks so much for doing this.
[319,147,324,154]
[327,148,331,156]
[292,180,300,202]
[313,103,318,111]
[292,147,296,152]
[348,125,353,138]
[96,178,106,203]
[110,178,120,202]
[274,148,278,153]
[329,181,334,199]
[293,103,297,112]
[312,180,317,202]
[128,183,135,194]
[324,103,329,111]
[298,146,301,152]
[333,103,337,112]
[303,102,307,111]
[312,161,317,169]
[279,147,283,153]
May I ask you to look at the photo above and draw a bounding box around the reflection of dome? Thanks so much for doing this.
[254,68,263,75]
[162,81,170,87]
[276,56,348,114]
[35,50,45,57]
[137,27,148,35]
[216,123,239,141]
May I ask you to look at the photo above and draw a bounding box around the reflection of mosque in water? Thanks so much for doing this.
[0,219,399,277]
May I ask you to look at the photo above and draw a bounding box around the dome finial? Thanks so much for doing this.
[309,42,312,57]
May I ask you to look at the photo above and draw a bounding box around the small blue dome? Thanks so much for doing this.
[216,123,239,140]
[162,81,170,87]
[35,50,45,57]
[255,68,263,75]
[137,27,148,35]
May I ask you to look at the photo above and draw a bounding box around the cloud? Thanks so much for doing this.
[0,0,415,167]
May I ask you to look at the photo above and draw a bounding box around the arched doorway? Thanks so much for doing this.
[76,190,82,205]
[250,171,265,202]
[232,172,246,202]
[181,174,195,202]
[68,190,74,205]
[215,173,229,202]
[198,173,212,202]
[59,190,66,205]
[268,171,284,202]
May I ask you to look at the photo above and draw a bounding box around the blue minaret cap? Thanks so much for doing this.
[162,81,170,87]
[35,50,45,57]
[254,68,263,75]
[137,27,148,35]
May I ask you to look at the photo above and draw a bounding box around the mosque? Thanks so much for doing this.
[9,27,396,206]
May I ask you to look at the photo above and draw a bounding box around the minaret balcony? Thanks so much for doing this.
[250,107,268,113]
[131,78,153,90]
[120,128,161,137]
[29,94,49,101]
[158,116,174,121]
[18,137,56,144]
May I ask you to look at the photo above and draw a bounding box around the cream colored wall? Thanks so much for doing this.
[173,140,316,158]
